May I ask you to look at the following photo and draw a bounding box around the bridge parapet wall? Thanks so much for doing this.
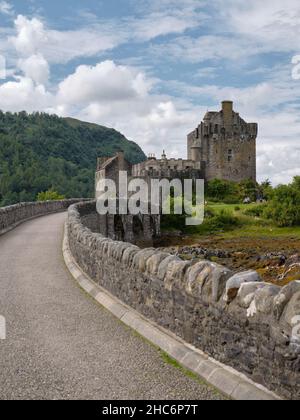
[67,201,300,399]
[0,199,87,236]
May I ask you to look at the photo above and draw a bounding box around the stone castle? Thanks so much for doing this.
[132,101,258,182]
[94,101,258,246]
[96,101,258,185]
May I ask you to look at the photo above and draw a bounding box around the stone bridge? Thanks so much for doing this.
[0,200,299,400]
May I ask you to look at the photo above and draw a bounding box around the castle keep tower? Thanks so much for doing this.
[187,101,258,182]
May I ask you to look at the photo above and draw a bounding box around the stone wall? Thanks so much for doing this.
[0,199,86,236]
[68,202,300,399]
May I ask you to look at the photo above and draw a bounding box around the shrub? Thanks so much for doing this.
[263,178,300,227]
[209,209,240,230]
[223,197,240,204]
[206,178,259,203]
[206,179,239,202]
[244,204,266,217]
[204,207,215,218]
[37,189,65,201]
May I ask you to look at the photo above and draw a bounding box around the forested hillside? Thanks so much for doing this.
[0,111,146,206]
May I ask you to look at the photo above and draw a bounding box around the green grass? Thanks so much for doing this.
[163,201,300,239]
[199,202,300,239]
[208,202,259,213]
[220,223,300,239]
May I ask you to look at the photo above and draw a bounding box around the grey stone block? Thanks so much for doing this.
[224,271,261,303]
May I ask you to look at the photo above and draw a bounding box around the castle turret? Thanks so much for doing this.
[191,143,201,162]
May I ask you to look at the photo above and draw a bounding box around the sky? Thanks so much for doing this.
[1,0,300,185]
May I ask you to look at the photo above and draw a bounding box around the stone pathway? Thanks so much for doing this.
[0,212,226,400]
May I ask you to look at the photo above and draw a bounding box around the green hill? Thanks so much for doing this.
[0,111,146,206]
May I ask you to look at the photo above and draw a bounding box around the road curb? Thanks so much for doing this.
[62,222,281,401]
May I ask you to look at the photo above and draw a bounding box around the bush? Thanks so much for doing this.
[223,197,240,204]
[186,209,240,234]
[238,179,257,202]
[206,178,259,203]
[206,179,239,202]
[244,204,266,217]
[263,178,300,227]
[234,206,241,211]
[204,207,215,218]
[37,189,65,201]
[208,209,240,230]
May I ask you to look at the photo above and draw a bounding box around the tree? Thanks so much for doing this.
[0,111,145,207]
[258,179,273,200]
[206,179,239,202]
[238,179,257,202]
[37,189,65,202]
[263,177,300,226]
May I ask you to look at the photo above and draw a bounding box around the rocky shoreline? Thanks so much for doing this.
[157,238,300,286]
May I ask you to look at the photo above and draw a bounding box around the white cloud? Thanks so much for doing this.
[1,55,300,185]
[129,9,204,41]
[0,57,197,159]
[0,76,53,112]
[0,1,13,16]
[0,3,300,186]
[218,0,300,51]
[149,0,300,66]
[12,15,47,56]
[255,110,300,184]
[57,61,152,105]
[10,15,124,64]
[55,60,199,156]
[131,0,207,39]
[151,35,261,63]
[18,54,49,85]
[8,9,203,67]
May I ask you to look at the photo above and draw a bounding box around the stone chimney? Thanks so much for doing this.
[222,100,233,128]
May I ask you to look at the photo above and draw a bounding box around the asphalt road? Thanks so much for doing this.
[0,212,225,400]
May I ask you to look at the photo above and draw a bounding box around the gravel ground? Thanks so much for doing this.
[0,212,226,400]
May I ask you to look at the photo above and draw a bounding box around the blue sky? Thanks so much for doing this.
[1,0,300,184]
